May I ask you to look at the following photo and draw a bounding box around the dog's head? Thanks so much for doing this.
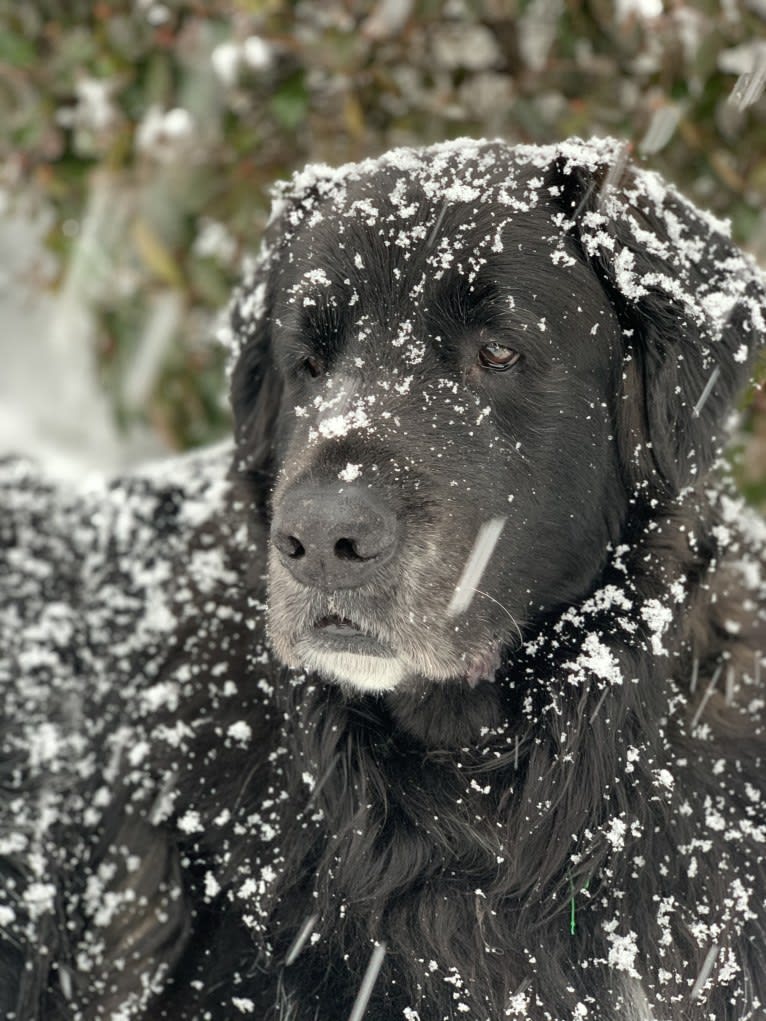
[229,138,765,694]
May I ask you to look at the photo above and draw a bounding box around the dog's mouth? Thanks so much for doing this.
[270,552,509,689]
[303,612,392,658]
[314,613,366,636]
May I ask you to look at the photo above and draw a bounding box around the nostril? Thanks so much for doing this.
[287,536,305,558]
[334,537,364,561]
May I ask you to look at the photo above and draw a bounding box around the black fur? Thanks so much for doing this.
[2,138,766,1020]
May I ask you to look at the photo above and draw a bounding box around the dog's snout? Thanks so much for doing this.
[271,484,398,590]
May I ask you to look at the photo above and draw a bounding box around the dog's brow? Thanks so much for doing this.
[431,272,536,337]
[279,293,347,356]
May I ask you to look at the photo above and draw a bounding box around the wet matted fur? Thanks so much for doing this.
[1,138,766,1020]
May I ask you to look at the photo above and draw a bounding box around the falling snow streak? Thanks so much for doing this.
[692,366,721,419]
[447,517,506,616]
[690,663,724,729]
[425,202,449,249]
[639,105,683,156]
[689,944,721,1001]
[596,143,631,211]
[728,54,766,111]
[347,942,387,1021]
[589,686,611,723]
[284,913,319,966]
[726,665,735,705]
[58,964,73,1002]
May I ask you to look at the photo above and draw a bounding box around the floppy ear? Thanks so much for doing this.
[548,143,766,497]
[228,169,343,516]
[228,249,283,516]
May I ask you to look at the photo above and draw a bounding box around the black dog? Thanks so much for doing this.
[1,138,765,1020]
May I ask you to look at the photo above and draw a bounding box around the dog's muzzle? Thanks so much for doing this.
[270,483,399,591]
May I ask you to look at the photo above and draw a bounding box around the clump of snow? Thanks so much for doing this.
[177,810,203,834]
[603,921,641,979]
[565,632,624,686]
[338,463,363,482]
[640,598,673,656]
[227,720,253,744]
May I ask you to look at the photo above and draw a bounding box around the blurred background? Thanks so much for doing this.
[0,0,765,501]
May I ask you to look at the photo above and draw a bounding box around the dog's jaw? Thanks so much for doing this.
[266,549,513,693]
[293,642,410,692]
[280,630,506,694]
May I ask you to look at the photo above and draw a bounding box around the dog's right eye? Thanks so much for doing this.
[477,343,520,372]
[300,356,324,379]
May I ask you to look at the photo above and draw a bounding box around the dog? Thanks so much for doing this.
[1,137,765,1021]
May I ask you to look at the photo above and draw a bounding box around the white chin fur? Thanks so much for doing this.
[298,647,409,692]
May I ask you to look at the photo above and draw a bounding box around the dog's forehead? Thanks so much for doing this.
[267,139,648,341]
[273,172,616,368]
[272,155,580,334]
[276,145,557,271]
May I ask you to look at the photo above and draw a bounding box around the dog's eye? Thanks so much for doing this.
[301,356,324,379]
[477,343,520,372]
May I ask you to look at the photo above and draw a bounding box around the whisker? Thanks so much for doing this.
[233,760,262,814]
[471,588,524,647]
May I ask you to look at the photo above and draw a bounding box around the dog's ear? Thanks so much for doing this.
[228,244,283,515]
[228,279,281,515]
[547,142,766,497]
[228,169,342,515]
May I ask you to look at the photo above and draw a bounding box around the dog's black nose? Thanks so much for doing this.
[271,484,398,590]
